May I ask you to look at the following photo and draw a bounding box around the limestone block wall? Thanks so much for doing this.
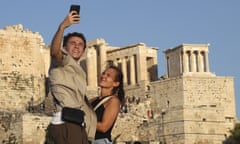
[150,76,236,144]
[150,78,185,143]
[182,76,236,144]
[0,111,23,143]
[22,113,51,144]
[0,72,45,111]
[0,111,51,144]
[0,24,46,111]
[182,76,236,118]
[0,24,45,75]
[150,77,184,119]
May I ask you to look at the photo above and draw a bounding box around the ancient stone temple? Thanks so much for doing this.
[88,41,236,144]
[148,44,236,143]
[0,25,237,144]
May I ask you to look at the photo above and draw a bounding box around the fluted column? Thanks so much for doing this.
[182,51,189,73]
[190,51,196,72]
[198,51,204,72]
[166,56,170,78]
[86,46,97,87]
[180,52,183,74]
[205,51,210,72]
[113,59,118,67]
[99,44,107,73]
[121,57,127,84]
[152,56,158,80]
[130,55,136,85]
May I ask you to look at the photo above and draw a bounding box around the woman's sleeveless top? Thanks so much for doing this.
[91,97,115,141]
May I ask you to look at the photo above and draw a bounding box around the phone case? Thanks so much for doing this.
[70,5,80,14]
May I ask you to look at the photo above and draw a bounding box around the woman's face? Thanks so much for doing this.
[99,68,120,89]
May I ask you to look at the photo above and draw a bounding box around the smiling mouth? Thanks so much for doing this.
[73,51,80,53]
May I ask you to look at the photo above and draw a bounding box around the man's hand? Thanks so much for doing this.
[60,11,80,29]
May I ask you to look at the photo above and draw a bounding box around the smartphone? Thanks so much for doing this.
[69,4,80,15]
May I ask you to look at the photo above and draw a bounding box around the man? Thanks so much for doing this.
[48,10,96,144]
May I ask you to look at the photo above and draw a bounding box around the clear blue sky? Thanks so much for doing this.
[1,0,239,119]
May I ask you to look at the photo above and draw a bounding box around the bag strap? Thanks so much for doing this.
[93,96,113,111]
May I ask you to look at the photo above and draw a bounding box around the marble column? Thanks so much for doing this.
[183,51,189,73]
[205,51,210,72]
[198,51,204,72]
[180,51,183,74]
[190,51,196,72]
[86,46,97,87]
[121,57,128,84]
[99,44,107,73]
[113,59,118,67]
[130,55,136,85]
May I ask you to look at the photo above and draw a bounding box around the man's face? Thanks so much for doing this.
[65,36,85,60]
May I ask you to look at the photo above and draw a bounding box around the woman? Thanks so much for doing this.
[90,65,125,144]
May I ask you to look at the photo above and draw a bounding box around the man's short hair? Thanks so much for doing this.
[63,32,86,50]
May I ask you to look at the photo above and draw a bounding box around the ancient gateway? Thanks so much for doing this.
[0,24,236,144]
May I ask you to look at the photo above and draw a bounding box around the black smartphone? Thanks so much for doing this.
[69,4,80,15]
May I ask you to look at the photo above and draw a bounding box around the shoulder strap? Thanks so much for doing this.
[93,96,113,111]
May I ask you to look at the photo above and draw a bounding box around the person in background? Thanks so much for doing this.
[48,10,96,144]
[90,65,125,144]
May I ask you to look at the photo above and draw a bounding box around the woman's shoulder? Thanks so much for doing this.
[107,95,120,104]
[104,95,120,112]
